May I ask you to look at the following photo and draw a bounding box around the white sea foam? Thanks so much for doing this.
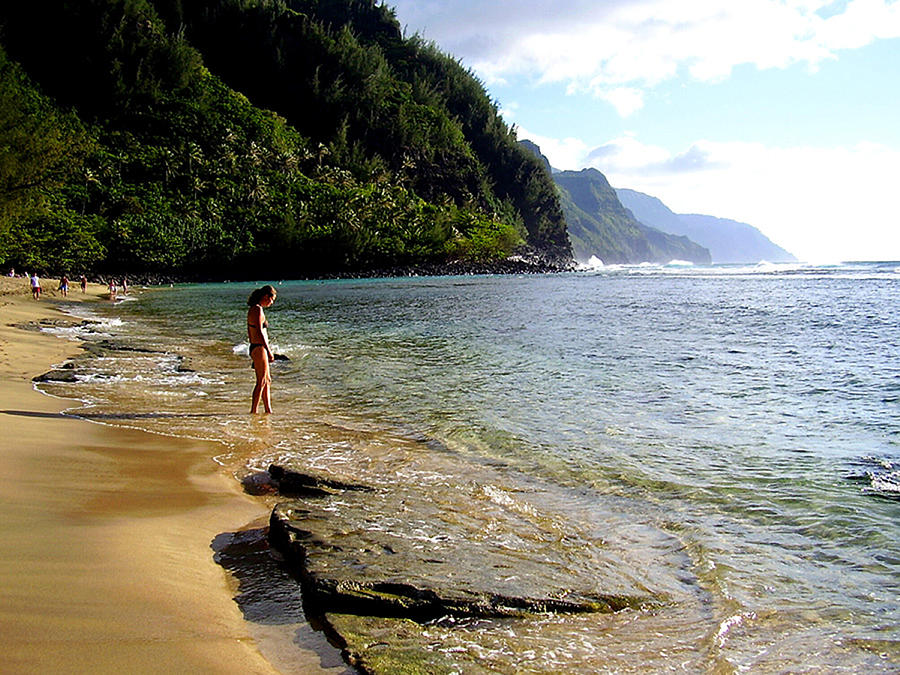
[576,260,900,279]
[233,341,288,356]
[715,612,756,647]
[868,470,900,496]
[129,372,222,386]
[39,324,89,340]
[74,373,126,383]
[576,255,604,271]
[58,304,125,327]
[39,313,126,341]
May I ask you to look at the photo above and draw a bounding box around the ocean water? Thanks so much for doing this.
[40,262,900,672]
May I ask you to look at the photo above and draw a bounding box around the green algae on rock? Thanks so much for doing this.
[266,464,662,671]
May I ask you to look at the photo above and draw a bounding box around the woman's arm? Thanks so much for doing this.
[260,309,274,361]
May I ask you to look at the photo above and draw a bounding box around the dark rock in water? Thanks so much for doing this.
[240,471,279,496]
[266,463,660,670]
[268,464,374,497]
[327,613,497,674]
[269,466,660,656]
[273,353,290,361]
[270,501,645,621]
[259,432,703,673]
[174,355,195,373]
[93,339,161,353]
[32,369,77,383]
[80,339,166,358]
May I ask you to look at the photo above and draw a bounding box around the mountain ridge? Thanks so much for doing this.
[519,141,711,264]
[554,168,711,264]
[616,188,796,264]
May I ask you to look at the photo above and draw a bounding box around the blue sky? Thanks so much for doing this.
[391,0,900,262]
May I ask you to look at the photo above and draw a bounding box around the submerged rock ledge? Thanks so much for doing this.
[270,503,642,620]
[265,464,661,672]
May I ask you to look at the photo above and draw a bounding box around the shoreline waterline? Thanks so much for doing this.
[0,277,344,673]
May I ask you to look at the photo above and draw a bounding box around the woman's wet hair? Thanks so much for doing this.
[247,284,277,306]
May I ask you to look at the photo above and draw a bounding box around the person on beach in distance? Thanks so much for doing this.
[108,279,117,299]
[58,274,69,297]
[30,273,41,300]
[80,274,87,293]
[247,285,277,414]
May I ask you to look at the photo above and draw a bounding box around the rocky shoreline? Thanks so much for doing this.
[22,281,697,674]
[26,315,663,672]
[261,463,660,673]
[90,250,574,287]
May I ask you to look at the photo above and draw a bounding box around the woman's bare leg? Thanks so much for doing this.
[250,351,272,413]
[261,379,272,414]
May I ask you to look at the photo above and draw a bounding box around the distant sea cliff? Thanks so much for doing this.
[521,140,709,265]
[521,140,796,266]
[616,189,797,264]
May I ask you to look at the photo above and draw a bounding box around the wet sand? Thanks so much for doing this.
[0,277,288,673]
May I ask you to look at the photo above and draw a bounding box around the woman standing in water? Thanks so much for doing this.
[247,285,277,413]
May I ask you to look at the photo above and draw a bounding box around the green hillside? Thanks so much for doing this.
[555,169,710,264]
[0,0,571,277]
[519,140,710,265]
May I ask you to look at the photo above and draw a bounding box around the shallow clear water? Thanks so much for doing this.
[42,262,900,672]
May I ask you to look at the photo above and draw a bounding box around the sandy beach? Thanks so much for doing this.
[0,276,283,673]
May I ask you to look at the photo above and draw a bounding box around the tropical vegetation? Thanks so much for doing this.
[0,0,571,277]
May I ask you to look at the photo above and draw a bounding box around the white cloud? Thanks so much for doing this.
[515,126,589,171]
[570,134,900,262]
[392,0,900,115]
[499,101,520,121]
[583,132,670,169]
[392,0,900,261]
[597,87,645,117]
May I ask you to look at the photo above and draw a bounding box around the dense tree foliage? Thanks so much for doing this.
[163,0,568,254]
[0,0,570,277]
[0,46,103,271]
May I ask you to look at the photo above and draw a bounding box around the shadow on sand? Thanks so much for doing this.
[211,527,351,673]
[0,409,222,420]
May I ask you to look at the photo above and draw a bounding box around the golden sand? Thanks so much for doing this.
[0,276,304,673]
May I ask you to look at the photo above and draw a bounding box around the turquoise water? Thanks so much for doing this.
[44,262,900,672]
